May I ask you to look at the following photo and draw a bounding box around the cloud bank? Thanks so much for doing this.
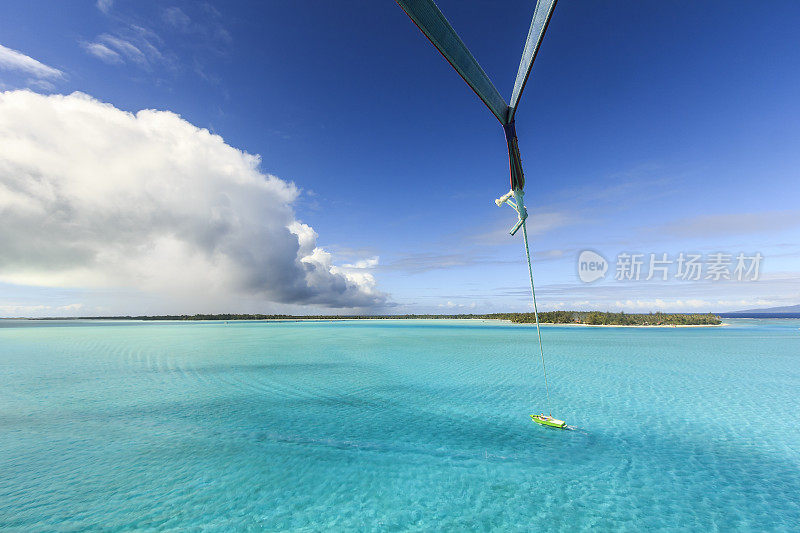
[0,90,385,309]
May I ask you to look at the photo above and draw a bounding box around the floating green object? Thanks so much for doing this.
[530,414,566,429]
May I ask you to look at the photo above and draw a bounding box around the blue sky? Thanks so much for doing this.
[0,0,798,316]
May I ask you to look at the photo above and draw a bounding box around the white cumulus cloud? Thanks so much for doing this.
[0,90,386,309]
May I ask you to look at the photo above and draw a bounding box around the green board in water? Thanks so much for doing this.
[531,414,566,428]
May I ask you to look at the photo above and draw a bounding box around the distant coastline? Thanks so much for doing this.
[17,311,725,326]
[494,311,722,326]
[718,312,800,319]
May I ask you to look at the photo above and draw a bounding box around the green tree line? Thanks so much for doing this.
[50,311,721,325]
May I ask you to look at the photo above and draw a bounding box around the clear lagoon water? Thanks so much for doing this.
[1,318,798,531]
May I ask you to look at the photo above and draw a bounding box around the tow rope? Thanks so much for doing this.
[395,0,560,421]
[496,189,552,416]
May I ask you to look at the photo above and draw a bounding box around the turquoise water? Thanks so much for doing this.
[1,319,798,531]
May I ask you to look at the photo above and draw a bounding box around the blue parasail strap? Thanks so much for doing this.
[508,0,559,122]
[395,0,508,124]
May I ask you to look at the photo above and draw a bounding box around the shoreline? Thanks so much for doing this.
[530,321,728,328]
[2,317,731,327]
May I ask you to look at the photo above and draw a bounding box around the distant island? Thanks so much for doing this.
[496,311,721,326]
[719,304,800,319]
[31,311,722,326]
